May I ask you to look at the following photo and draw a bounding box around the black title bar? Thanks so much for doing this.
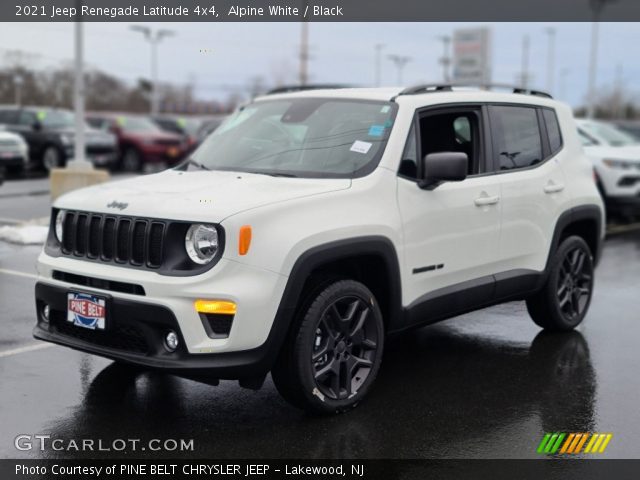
[3,0,640,22]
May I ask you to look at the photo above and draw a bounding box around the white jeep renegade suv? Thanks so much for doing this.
[34,85,605,413]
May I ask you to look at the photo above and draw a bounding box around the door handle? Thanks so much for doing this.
[544,182,565,194]
[474,195,500,207]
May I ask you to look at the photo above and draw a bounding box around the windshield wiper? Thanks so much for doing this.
[245,170,298,178]
[184,158,211,171]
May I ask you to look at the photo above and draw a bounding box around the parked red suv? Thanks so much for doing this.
[86,113,187,172]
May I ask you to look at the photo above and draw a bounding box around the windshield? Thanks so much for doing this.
[177,118,201,135]
[185,98,397,178]
[39,110,76,128]
[580,121,639,147]
[116,116,162,133]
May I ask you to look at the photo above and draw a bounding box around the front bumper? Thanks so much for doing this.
[34,282,290,379]
[0,153,27,168]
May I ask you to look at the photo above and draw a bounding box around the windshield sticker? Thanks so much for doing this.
[350,140,372,154]
[177,118,186,127]
[36,111,47,120]
[384,119,394,128]
[368,125,385,137]
[380,105,391,113]
[116,116,127,126]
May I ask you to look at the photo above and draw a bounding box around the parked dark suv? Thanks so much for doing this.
[0,106,118,171]
[87,113,187,172]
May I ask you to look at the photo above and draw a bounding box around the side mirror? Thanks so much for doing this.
[419,152,468,190]
[32,120,42,131]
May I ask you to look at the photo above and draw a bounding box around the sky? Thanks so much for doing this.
[0,22,638,107]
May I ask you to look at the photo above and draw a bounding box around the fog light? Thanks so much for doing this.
[165,331,179,352]
[42,304,50,322]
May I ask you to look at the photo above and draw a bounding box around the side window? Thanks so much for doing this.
[490,106,542,171]
[543,109,562,154]
[398,123,418,178]
[419,110,481,176]
[18,111,37,126]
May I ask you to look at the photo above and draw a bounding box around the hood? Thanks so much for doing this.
[55,169,352,222]
[584,144,640,162]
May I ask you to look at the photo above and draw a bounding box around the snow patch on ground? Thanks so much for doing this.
[0,218,49,245]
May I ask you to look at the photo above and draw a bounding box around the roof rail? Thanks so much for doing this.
[395,83,553,99]
[266,84,352,95]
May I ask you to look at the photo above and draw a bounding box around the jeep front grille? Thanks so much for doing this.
[61,212,165,268]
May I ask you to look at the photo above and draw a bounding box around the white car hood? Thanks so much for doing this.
[54,169,352,222]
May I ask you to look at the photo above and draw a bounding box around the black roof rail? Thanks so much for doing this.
[266,84,352,95]
[395,83,553,99]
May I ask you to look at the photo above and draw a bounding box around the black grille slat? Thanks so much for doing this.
[131,221,147,265]
[88,216,102,258]
[148,223,165,267]
[115,219,131,263]
[74,214,88,255]
[102,217,116,260]
[59,212,166,268]
[62,212,76,253]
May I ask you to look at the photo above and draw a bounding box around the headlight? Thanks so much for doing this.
[185,224,219,264]
[603,158,634,169]
[55,210,65,243]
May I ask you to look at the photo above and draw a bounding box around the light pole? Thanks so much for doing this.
[299,1,310,86]
[545,27,556,94]
[437,35,451,83]
[587,0,616,118]
[130,25,175,115]
[374,43,385,87]
[519,35,531,89]
[388,54,412,85]
[72,11,89,167]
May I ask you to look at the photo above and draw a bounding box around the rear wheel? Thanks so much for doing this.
[42,146,63,171]
[272,279,384,414]
[526,236,594,331]
[121,147,142,172]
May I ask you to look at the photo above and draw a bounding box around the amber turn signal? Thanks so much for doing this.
[239,225,252,255]
[194,300,237,315]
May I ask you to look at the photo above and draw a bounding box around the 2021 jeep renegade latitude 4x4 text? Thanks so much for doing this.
[34,86,604,413]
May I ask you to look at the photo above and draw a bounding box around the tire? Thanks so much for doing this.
[121,147,142,172]
[42,146,63,171]
[272,279,385,414]
[526,236,594,331]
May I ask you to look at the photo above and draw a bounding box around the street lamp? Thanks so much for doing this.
[586,0,617,118]
[13,74,23,105]
[437,35,451,83]
[130,25,175,115]
[388,54,412,85]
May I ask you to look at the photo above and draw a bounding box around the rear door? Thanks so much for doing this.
[489,105,568,281]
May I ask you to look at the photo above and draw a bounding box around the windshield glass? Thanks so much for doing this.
[581,121,639,147]
[116,116,162,133]
[39,110,76,128]
[186,98,397,178]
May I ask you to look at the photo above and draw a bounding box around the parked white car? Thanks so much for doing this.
[34,86,604,413]
[576,119,640,218]
[0,127,29,176]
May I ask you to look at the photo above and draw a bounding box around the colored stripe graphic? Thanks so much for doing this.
[538,433,612,454]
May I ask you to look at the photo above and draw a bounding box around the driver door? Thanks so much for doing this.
[397,105,502,315]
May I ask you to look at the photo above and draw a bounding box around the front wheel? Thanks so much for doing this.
[42,146,63,171]
[526,236,594,331]
[272,279,385,414]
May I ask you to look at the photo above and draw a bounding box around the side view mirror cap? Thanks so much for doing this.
[419,152,468,190]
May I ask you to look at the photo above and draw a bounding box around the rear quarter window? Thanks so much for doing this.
[543,109,563,154]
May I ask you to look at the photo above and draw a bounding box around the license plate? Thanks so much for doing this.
[67,292,106,330]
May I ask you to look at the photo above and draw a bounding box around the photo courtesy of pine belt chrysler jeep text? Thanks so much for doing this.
[33,85,605,414]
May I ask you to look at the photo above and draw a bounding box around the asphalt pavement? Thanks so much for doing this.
[1,175,639,460]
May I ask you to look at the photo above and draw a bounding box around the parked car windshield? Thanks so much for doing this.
[185,98,397,178]
[39,110,76,128]
[581,121,639,147]
[117,116,162,133]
